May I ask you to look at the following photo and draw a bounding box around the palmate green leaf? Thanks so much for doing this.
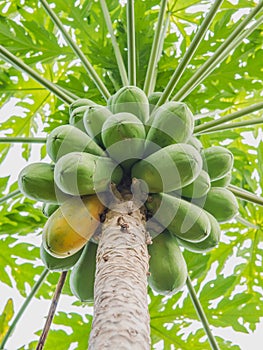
[24,312,93,350]
[0,298,14,343]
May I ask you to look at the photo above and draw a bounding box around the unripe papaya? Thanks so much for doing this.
[40,242,83,271]
[42,195,105,258]
[111,86,149,123]
[42,203,60,217]
[69,241,97,302]
[69,98,97,132]
[173,170,211,199]
[146,193,211,242]
[211,172,232,187]
[176,211,221,253]
[18,162,70,204]
[202,146,234,181]
[148,230,187,296]
[46,125,105,162]
[131,144,202,193]
[145,102,194,155]
[187,136,203,152]
[54,152,123,196]
[193,187,238,223]
[101,112,146,170]
[83,105,112,147]
[148,92,162,113]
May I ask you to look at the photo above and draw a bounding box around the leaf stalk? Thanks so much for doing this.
[0,269,49,349]
[186,276,220,350]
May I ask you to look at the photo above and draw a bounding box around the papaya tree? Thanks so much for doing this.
[0,0,263,349]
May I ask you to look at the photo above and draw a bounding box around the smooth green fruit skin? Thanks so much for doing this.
[83,105,112,147]
[176,211,221,253]
[70,241,97,302]
[46,124,105,162]
[146,193,211,242]
[211,172,232,187]
[18,162,70,203]
[101,112,146,169]
[148,92,162,113]
[187,136,203,152]
[145,101,194,155]
[69,99,97,132]
[111,85,149,123]
[172,170,211,199]
[54,152,123,196]
[132,143,203,193]
[107,94,114,112]
[40,243,83,271]
[193,187,239,223]
[202,146,234,181]
[148,230,187,296]
[42,203,60,217]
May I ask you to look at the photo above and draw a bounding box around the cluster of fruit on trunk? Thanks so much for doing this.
[18,86,238,300]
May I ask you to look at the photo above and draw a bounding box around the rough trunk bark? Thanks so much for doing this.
[88,198,151,350]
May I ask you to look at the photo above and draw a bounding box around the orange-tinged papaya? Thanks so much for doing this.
[42,195,105,258]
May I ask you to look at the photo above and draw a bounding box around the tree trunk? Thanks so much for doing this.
[88,198,151,349]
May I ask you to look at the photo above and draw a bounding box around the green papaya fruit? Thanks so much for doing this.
[69,241,97,302]
[69,99,97,132]
[42,203,60,217]
[202,146,234,181]
[148,230,187,296]
[145,101,194,155]
[176,211,221,253]
[46,124,105,162]
[146,193,211,242]
[101,112,146,170]
[18,162,70,203]
[131,144,202,193]
[172,170,211,199]
[111,86,149,123]
[193,187,238,223]
[54,152,123,196]
[83,105,112,147]
[40,243,83,271]
[148,92,162,113]
[187,136,203,152]
[211,172,232,187]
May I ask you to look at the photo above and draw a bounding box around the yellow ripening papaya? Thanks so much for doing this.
[42,195,105,258]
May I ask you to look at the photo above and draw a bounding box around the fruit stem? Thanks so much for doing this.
[143,0,168,96]
[39,0,110,100]
[155,0,224,107]
[99,0,129,86]
[186,275,220,350]
[126,0,136,85]
[194,102,263,134]
[0,190,21,204]
[36,271,68,350]
[172,4,263,102]
[0,137,47,144]
[0,269,49,349]
[228,185,263,207]
[0,45,75,105]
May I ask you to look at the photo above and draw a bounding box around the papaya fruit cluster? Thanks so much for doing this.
[17,85,238,300]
